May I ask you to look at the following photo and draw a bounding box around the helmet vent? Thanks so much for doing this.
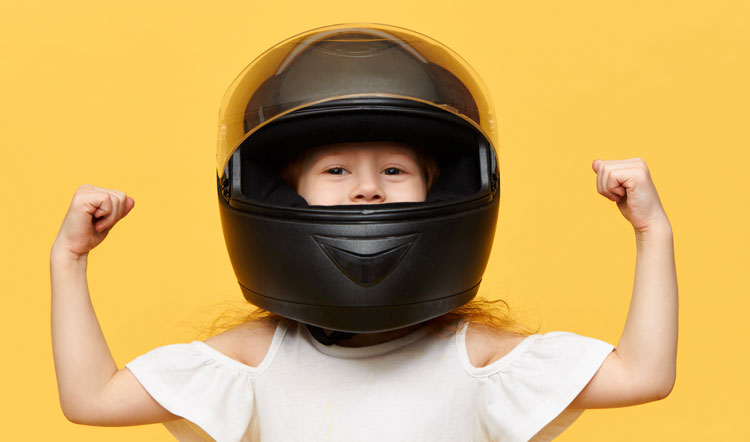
[313,234,418,287]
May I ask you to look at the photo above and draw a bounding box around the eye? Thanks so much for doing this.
[382,167,403,175]
[326,167,347,175]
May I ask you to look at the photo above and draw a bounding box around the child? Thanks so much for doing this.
[51,24,677,442]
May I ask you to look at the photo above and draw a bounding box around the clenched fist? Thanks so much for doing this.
[592,158,669,235]
[53,185,135,258]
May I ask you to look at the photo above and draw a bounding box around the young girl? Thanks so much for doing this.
[51,24,677,442]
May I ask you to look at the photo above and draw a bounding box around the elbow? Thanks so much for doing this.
[649,370,676,402]
[655,376,676,401]
[64,412,86,426]
[59,395,98,426]
[62,406,104,426]
[61,404,85,425]
[60,401,87,425]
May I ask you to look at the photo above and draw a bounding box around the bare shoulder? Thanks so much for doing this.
[203,320,278,367]
[465,322,530,368]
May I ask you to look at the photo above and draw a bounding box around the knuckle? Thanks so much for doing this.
[71,192,89,205]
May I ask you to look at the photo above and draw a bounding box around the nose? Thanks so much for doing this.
[349,173,384,203]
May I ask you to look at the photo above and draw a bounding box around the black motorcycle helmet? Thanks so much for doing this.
[217,23,500,333]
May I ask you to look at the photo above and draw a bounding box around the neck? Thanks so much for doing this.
[328,323,426,347]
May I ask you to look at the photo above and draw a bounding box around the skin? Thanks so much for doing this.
[296,141,427,206]
[51,153,677,425]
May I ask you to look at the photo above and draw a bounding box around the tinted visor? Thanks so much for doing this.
[217,23,497,178]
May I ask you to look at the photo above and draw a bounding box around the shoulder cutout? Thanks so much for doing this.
[203,320,278,368]
[465,322,529,368]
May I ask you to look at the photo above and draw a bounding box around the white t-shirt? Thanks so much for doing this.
[126,321,613,442]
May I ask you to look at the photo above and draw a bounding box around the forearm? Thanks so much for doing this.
[616,221,678,397]
[51,246,118,420]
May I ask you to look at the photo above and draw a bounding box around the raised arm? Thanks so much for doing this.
[51,185,177,425]
[569,158,678,409]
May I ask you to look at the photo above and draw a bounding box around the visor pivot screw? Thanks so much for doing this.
[220,176,230,200]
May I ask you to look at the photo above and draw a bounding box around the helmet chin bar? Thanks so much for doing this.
[235,278,482,333]
[219,164,495,334]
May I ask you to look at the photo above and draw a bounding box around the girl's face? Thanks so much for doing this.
[297,142,427,206]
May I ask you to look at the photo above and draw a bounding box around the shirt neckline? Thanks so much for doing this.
[193,321,289,375]
[456,321,541,377]
[302,322,431,359]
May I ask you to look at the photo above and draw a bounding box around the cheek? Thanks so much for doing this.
[411,174,428,201]
[413,182,428,201]
[297,177,345,205]
[389,178,427,202]
[296,176,318,203]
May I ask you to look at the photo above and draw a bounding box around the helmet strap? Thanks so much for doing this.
[306,324,355,346]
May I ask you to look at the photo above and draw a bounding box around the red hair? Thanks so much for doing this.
[198,298,537,341]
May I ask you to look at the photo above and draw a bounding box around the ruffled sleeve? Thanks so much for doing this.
[125,341,264,442]
[466,331,614,442]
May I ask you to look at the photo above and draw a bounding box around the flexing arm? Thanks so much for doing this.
[569,159,678,409]
[51,185,177,425]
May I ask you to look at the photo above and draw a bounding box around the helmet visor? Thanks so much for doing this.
[217,23,497,178]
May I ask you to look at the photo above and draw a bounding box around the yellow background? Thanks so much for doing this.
[2,0,747,440]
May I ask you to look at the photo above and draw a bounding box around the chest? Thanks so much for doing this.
[250,334,481,441]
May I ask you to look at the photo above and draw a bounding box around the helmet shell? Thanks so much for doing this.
[217,24,501,332]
